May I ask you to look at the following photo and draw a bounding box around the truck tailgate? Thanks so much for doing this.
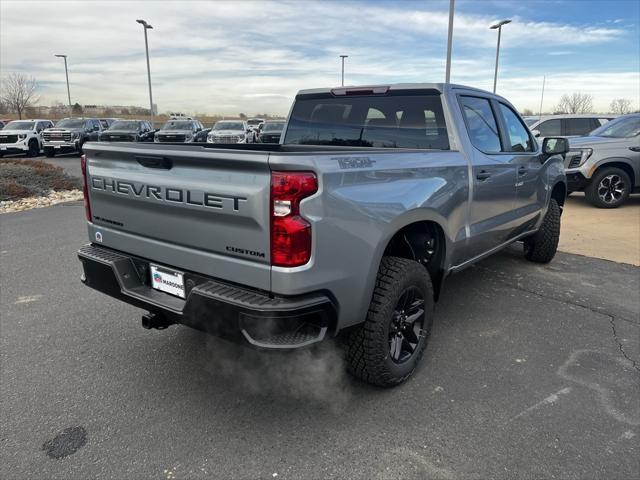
[83,143,272,291]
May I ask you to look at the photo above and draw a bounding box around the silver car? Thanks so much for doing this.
[566,114,640,208]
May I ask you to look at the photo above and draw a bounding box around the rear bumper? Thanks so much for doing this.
[78,244,336,349]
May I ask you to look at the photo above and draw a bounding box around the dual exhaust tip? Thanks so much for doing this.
[141,312,174,330]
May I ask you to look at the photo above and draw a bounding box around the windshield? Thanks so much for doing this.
[247,119,263,125]
[4,121,35,130]
[56,119,85,128]
[524,118,539,127]
[263,122,285,132]
[109,121,139,131]
[285,93,450,149]
[213,122,244,131]
[161,120,193,130]
[590,115,640,138]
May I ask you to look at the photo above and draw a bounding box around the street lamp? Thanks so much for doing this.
[445,0,455,83]
[54,54,72,114]
[136,19,155,126]
[339,55,348,86]
[490,19,511,94]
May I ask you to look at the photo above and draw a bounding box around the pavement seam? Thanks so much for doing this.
[609,316,640,373]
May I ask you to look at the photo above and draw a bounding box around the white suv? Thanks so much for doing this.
[0,119,54,157]
[528,114,614,139]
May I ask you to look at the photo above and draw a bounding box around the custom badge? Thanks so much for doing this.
[95,231,103,243]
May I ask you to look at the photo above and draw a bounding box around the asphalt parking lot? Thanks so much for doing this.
[1,196,638,479]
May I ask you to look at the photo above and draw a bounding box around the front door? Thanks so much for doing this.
[495,102,542,232]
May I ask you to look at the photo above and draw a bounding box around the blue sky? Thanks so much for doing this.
[1,0,638,115]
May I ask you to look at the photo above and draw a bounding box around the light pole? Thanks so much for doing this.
[136,19,155,126]
[538,75,546,119]
[54,54,72,114]
[445,0,455,83]
[490,19,511,94]
[340,55,348,86]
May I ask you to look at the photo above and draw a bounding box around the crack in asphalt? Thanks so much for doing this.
[609,317,640,373]
[475,265,640,371]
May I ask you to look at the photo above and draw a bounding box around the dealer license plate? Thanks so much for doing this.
[150,264,185,299]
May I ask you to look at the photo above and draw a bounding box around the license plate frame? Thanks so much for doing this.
[150,264,186,299]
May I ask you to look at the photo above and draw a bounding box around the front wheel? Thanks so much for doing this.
[524,198,560,263]
[346,256,434,387]
[584,167,631,208]
[27,140,40,157]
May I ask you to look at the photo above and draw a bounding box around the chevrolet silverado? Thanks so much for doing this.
[78,83,568,386]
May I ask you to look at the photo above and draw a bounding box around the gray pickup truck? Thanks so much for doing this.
[77,83,568,387]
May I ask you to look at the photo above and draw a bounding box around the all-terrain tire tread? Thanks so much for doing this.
[346,256,433,387]
[524,199,561,263]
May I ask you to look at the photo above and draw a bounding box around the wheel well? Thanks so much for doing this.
[383,221,446,300]
[593,162,635,187]
[551,182,566,209]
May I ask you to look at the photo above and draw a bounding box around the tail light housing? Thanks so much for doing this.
[80,154,92,221]
[270,171,318,267]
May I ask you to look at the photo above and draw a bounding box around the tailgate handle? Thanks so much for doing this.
[136,155,172,169]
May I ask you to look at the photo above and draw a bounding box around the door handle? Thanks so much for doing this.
[476,170,491,181]
[518,166,527,175]
[629,146,640,152]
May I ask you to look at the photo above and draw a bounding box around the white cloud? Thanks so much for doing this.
[0,0,637,115]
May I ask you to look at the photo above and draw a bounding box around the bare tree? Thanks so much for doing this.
[0,73,40,119]
[555,92,593,114]
[610,98,633,115]
[521,108,534,116]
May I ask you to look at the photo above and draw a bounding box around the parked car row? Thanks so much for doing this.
[0,115,288,158]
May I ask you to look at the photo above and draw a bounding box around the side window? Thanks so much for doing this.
[498,103,534,152]
[536,119,561,137]
[460,96,501,153]
[92,120,101,130]
[564,118,595,136]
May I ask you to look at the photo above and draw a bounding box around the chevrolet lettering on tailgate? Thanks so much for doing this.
[90,176,248,211]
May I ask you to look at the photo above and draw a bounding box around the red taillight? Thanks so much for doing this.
[270,171,318,267]
[80,154,92,221]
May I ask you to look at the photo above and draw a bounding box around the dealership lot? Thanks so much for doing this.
[1,199,638,479]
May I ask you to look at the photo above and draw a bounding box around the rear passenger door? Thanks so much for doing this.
[459,95,519,259]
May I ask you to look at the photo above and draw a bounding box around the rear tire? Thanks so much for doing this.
[44,148,55,158]
[346,256,434,387]
[584,167,631,208]
[524,198,560,263]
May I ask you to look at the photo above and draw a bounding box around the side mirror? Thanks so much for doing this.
[531,129,541,138]
[542,137,569,156]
